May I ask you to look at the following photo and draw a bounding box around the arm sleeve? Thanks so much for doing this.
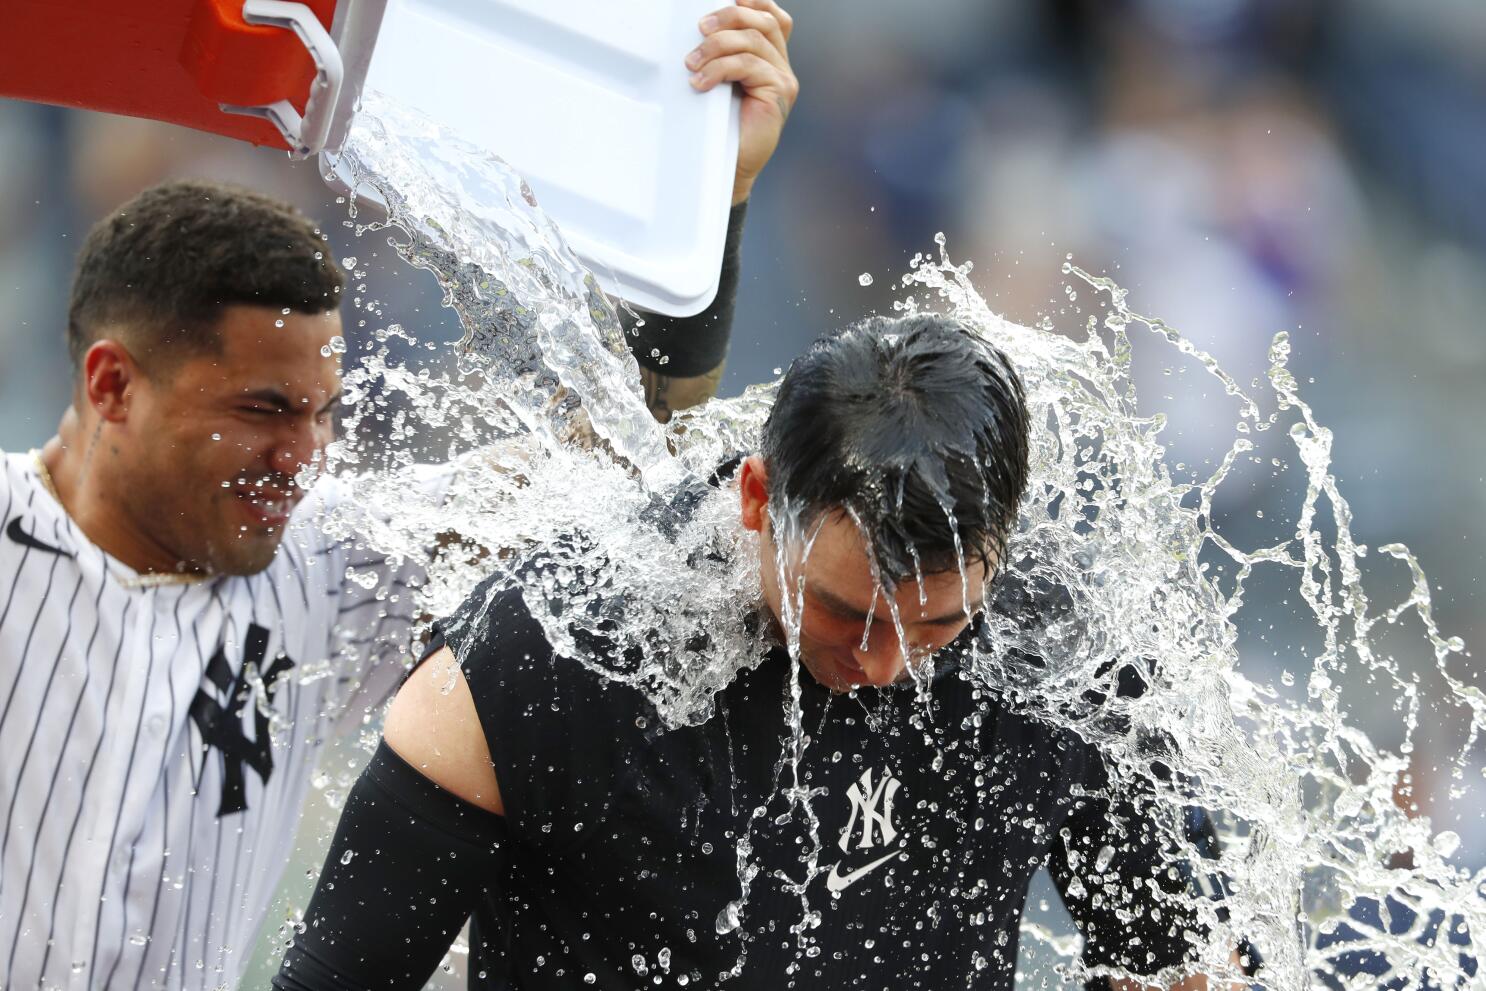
[624,201,746,379]
[1048,753,1206,986]
[273,740,508,991]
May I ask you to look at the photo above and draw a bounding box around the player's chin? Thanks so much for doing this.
[215,537,283,576]
[207,522,287,577]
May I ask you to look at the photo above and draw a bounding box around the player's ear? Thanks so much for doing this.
[81,339,143,424]
[739,455,770,533]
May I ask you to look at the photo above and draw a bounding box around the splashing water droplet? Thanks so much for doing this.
[1432,830,1460,859]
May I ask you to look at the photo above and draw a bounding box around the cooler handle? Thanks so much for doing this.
[220,0,344,158]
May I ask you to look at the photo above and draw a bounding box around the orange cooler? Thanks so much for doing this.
[0,0,378,156]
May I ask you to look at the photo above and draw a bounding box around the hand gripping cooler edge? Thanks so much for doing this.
[0,0,739,316]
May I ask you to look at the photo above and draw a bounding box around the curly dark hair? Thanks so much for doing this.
[66,180,344,372]
[762,313,1031,583]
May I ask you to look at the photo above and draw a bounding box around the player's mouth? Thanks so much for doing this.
[233,486,300,529]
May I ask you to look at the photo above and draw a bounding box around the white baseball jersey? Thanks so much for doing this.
[0,450,431,990]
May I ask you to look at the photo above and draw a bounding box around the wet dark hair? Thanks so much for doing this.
[66,179,343,372]
[761,313,1030,583]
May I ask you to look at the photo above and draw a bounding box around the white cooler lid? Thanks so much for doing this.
[328,0,740,317]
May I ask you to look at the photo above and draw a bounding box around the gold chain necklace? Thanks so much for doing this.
[30,449,207,589]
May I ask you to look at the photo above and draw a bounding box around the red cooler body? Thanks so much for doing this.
[0,0,350,155]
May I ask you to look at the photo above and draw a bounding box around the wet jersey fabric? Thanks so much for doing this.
[0,451,435,990]
[439,582,1201,990]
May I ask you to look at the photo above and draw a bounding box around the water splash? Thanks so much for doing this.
[315,91,1482,988]
[901,245,1483,987]
[318,91,779,725]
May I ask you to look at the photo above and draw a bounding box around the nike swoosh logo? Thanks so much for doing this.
[6,517,73,558]
[825,849,902,894]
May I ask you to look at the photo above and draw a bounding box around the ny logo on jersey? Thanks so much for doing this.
[840,767,901,851]
[826,767,905,894]
[189,623,295,817]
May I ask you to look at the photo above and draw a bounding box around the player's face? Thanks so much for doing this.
[123,305,343,575]
[740,457,989,691]
[759,512,989,692]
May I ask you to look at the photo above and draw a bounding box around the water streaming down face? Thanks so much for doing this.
[311,91,1482,987]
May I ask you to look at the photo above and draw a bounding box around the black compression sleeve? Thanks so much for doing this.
[1050,788,1206,988]
[272,741,507,991]
[626,201,746,377]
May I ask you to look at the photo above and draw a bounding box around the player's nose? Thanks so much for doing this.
[850,641,906,687]
[267,423,325,478]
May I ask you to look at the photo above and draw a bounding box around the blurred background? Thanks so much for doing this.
[2,0,1484,985]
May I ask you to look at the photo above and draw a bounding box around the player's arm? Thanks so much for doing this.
[382,645,505,812]
[626,202,744,423]
[625,0,797,422]
[1048,787,1249,991]
[272,648,505,991]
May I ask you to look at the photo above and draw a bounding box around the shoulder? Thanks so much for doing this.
[934,663,1104,805]
[1,450,39,505]
[444,579,629,735]
[414,576,646,839]
[0,450,85,559]
[440,577,553,664]
[378,528,539,819]
[384,642,504,814]
[277,473,429,606]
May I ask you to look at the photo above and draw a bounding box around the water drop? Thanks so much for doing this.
[716,901,743,934]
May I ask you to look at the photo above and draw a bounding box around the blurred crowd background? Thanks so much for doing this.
[2,0,1484,985]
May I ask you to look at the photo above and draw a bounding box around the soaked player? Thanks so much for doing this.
[0,3,796,985]
[274,315,1237,991]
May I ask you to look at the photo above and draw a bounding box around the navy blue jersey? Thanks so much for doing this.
[436,581,1202,990]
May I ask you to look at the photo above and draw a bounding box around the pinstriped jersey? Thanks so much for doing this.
[0,450,428,990]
